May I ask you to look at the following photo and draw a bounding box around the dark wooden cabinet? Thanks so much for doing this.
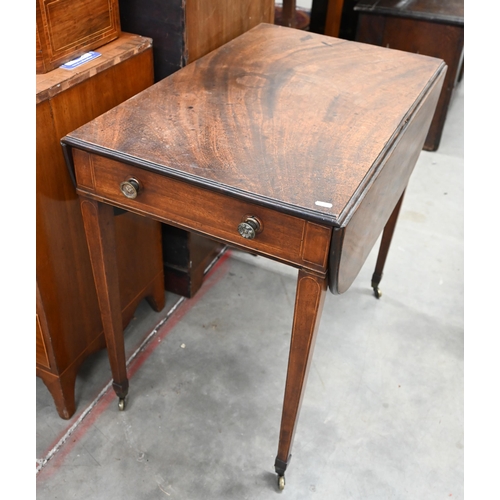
[36,34,165,419]
[354,0,464,151]
[119,0,275,81]
[118,0,274,297]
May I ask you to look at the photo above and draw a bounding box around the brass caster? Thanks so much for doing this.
[118,397,127,411]
[277,475,285,491]
[373,286,382,299]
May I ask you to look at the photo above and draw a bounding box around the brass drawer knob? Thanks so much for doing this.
[120,178,141,199]
[237,216,262,240]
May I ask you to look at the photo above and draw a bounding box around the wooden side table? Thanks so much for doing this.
[37,34,165,419]
[62,24,445,488]
[354,0,464,151]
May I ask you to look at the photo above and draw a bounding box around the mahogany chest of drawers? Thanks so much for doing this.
[37,34,164,419]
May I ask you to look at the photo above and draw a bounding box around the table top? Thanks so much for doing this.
[354,0,464,25]
[63,23,445,227]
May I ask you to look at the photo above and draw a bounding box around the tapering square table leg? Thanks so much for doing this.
[275,269,328,488]
[371,190,406,299]
[80,198,129,408]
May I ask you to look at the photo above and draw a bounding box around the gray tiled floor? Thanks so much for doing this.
[36,77,464,499]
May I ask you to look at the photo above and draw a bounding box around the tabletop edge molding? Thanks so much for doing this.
[336,60,447,227]
[60,136,342,228]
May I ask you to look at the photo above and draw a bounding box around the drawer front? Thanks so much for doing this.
[74,150,331,273]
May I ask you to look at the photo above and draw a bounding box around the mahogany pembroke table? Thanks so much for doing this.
[61,24,445,491]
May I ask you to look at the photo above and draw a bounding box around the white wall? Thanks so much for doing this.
[276,1,313,10]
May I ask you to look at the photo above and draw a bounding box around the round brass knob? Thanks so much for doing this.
[237,216,262,240]
[120,178,141,199]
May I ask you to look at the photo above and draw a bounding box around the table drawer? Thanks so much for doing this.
[73,150,331,273]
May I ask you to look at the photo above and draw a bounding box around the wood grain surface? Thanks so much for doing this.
[63,23,446,227]
[185,0,275,62]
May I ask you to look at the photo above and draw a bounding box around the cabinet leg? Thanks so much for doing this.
[80,198,129,402]
[145,273,166,313]
[324,0,345,38]
[275,269,327,484]
[371,190,405,299]
[281,0,297,28]
[39,370,76,420]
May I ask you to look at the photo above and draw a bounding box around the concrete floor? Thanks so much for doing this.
[36,78,464,499]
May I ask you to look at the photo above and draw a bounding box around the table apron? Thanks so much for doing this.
[73,150,332,275]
